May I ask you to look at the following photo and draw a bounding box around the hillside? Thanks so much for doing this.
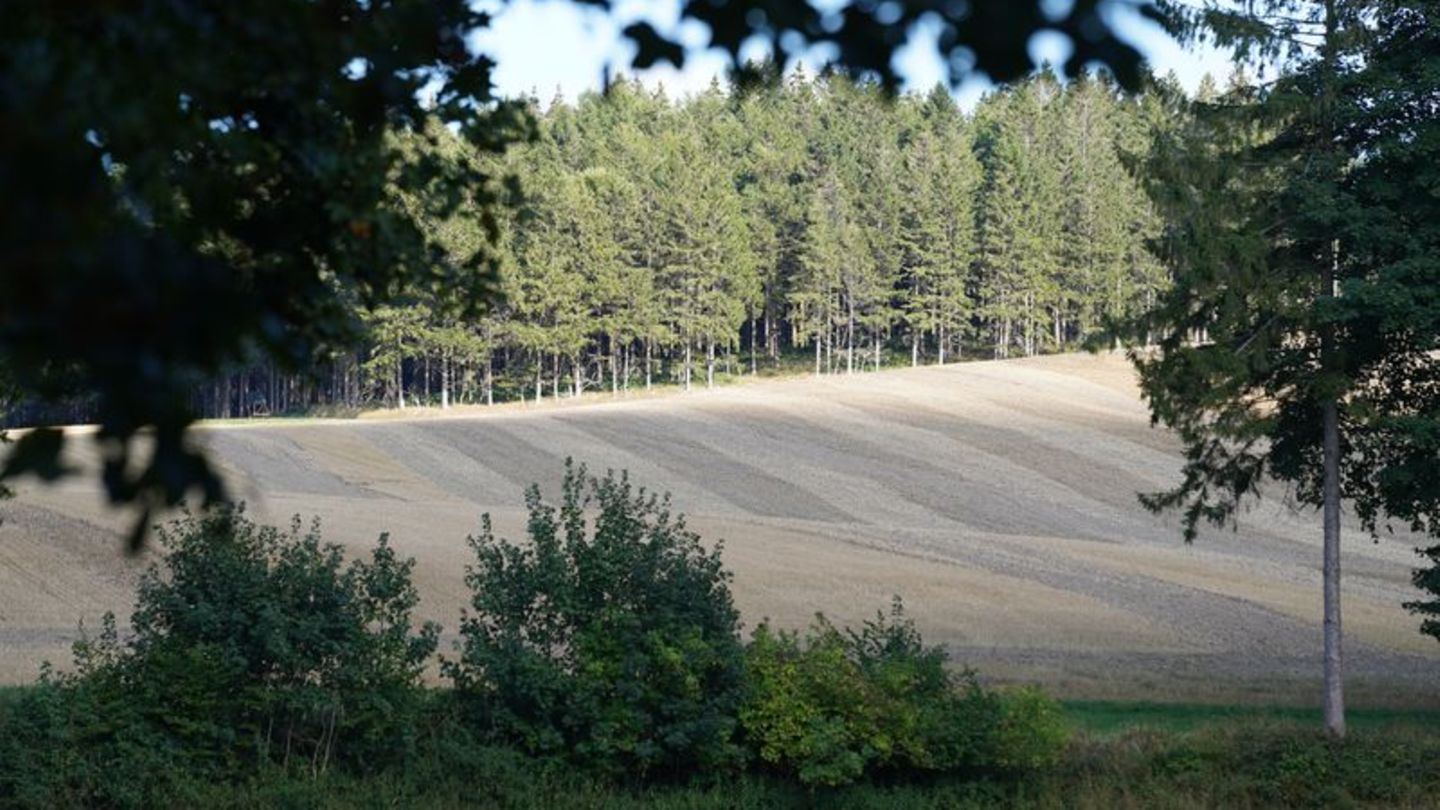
[2,353,1435,702]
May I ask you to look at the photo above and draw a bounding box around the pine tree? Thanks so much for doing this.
[1137,0,1440,738]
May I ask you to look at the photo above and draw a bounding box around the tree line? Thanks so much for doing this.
[128,70,1179,420]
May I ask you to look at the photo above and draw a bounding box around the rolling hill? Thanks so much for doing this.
[3,353,1435,703]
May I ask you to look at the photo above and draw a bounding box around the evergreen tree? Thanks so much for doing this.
[1137,0,1440,737]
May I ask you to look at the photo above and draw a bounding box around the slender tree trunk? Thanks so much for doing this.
[706,341,715,388]
[535,357,543,403]
[684,342,692,391]
[1322,396,1344,738]
[814,334,821,375]
[750,316,758,375]
[441,354,450,409]
[873,333,880,372]
[573,354,582,397]
[1317,0,1345,739]
[1321,229,1345,738]
[938,322,947,365]
[846,301,855,374]
[825,322,833,373]
[485,354,494,406]
[645,339,653,390]
[610,335,619,395]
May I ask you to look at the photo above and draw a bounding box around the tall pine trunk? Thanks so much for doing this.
[440,355,450,409]
[846,301,855,374]
[749,317,757,375]
[484,354,494,406]
[610,335,619,395]
[1321,233,1345,737]
[684,342,692,391]
[1322,396,1344,738]
[1318,0,1345,739]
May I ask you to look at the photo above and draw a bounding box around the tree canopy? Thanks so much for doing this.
[1131,0,1440,736]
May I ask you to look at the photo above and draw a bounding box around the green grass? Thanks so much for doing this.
[1064,699,1440,736]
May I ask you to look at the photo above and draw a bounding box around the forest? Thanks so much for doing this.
[64,69,1199,422]
[206,70,1179,418]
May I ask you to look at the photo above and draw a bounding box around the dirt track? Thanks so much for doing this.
[3,353,1436,703]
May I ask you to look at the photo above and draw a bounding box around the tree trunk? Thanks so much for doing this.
[706,341,715,388]
[610,335,619,395]
[750,317,758,375]
[645,339,653,390]
[684,342,692,392]
[485,354,494,406]
[814,334,821,375]
[440,355,450,409]
[1322,397,1344,738]
[911,332,919,367]
[1320,225,1345,737]
[846,301,855,374]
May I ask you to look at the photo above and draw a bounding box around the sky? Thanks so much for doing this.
[471,0,1237,109]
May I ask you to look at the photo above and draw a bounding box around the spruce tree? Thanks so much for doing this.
[1136,0,1440,737]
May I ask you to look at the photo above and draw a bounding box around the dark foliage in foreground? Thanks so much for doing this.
[0,508,437,805]
[446,461,747,775]
[0,469,1434,808]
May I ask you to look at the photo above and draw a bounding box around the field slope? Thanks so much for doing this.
[3,353,1435,702]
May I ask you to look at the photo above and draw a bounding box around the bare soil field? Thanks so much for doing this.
[2,353,1436,703]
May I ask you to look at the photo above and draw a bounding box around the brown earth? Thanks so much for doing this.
[3,353,1436,704]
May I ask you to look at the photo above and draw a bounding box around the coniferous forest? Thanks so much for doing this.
[179,70,1181,419]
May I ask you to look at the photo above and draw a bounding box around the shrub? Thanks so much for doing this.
[0,507,439,807]
[991,687,1069,772]
[445,460,747,776]
[739,599,1056,787]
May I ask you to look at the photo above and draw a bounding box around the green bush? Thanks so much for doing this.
[740,599,1059,787]
[992,686,1069,771]
[0,507,438,808]
[445,460,747,776]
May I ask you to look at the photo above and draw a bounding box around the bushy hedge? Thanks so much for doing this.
[445,461,747,776]
[0,507,438,807]
[741,600,1068,787]
[0,464,1078,807]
